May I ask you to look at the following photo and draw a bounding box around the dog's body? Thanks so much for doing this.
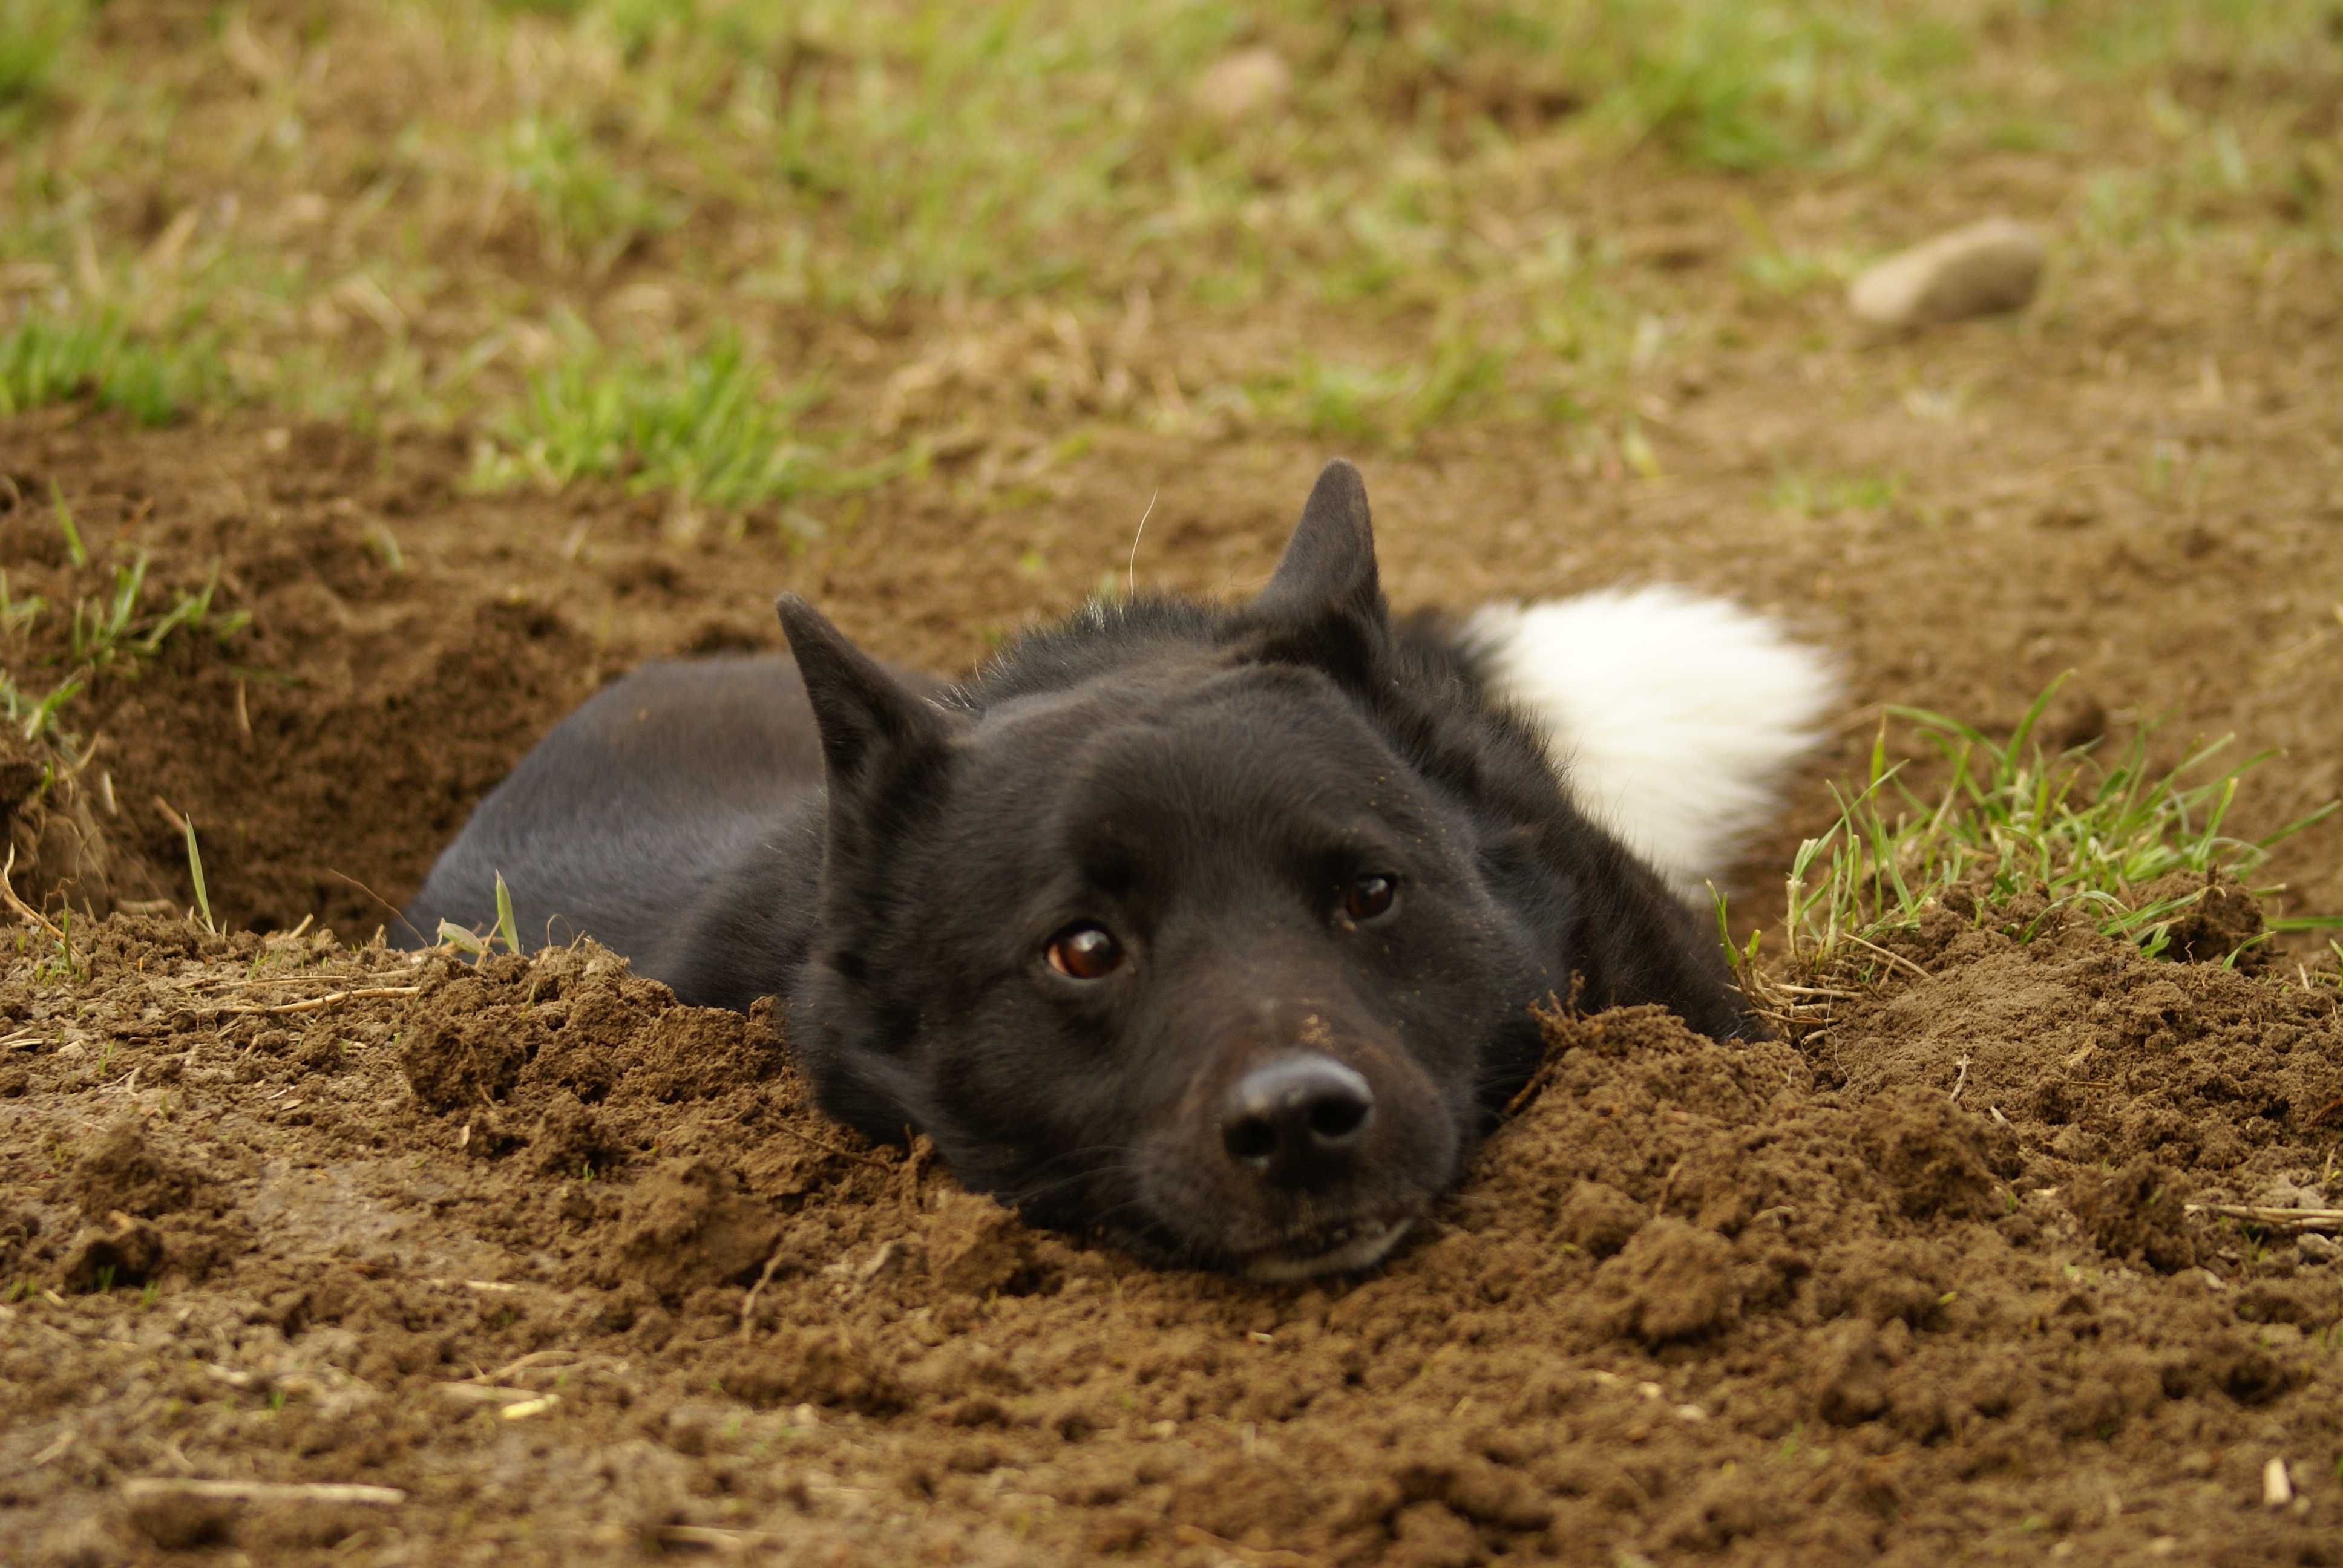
[404,463,1832,1278]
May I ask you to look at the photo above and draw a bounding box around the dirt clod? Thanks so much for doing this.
[2070,1158,2197,1272]
[396,967,546,1109]
[2146,870,2269,967]
[926,1188,1045,1295]
[1555,1179,1645,1256]
[1858,1088,2014,1220]
[68,1116,202,1218]
[612,1158,784,1302]
[1597,1218,1741,1344]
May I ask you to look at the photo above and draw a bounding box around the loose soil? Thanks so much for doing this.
[8,44,2343,1564]
[4,903,2341,1566]
[6,408,2343,1568]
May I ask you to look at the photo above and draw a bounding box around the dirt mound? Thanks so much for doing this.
[3,896,2338,1565]
[1830,907,2343,1188]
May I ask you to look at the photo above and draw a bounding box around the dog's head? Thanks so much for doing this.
[776,462,1554,1278]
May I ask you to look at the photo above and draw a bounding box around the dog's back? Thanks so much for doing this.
[401,656,823,961]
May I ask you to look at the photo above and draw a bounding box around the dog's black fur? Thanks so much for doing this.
[404,462,1743,1276]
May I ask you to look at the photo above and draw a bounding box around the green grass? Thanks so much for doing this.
[47,480,85,566]
[0,0,83,117]
[0,309,226,426]
[1238,333,1510,448]
[1588,0,1973,171]
[68,558,246,677]
[1769,468,1906,519]
[2065,0,2336,75]
[470,332,905,524]
[494,870,520,954]
[7,0,2342,476]
[179,814,214,935]
[430,875,521,956]
[467,0,1994,322]
[1752,679,2339,988]
[497,111,684,270]
[1,547,249,750]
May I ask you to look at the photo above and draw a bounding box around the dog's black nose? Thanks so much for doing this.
[1221,1056,1374,1183]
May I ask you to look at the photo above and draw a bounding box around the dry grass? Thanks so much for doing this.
[1,1,2333,510]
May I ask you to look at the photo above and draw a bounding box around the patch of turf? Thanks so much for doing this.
[1238,332,1509,448]
[497,109,684,271]
[1584,0,1974,172]
[7,0,2339,479]
[1769,467,1906,519]
[470,330,903,522]
[0,0,82,119]
[0,308,224,426]
[2062,0,2334,76]
[1752,679,2338,991]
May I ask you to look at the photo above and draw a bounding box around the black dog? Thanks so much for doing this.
[404,462,1831,1278]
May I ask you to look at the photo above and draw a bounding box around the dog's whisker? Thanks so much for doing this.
[1124,488,1159,599]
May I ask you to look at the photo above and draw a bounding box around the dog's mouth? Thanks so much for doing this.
[1239,1214,1417,1282]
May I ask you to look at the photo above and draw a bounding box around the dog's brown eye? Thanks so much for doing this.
[1343,874,1397,923]
[1046,923,1124,980]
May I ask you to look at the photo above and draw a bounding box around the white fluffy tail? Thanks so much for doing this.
[1466,587,1837,901]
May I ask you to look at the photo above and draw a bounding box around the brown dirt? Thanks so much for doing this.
[7,292,2343,1563]
[3,897,2340,1566]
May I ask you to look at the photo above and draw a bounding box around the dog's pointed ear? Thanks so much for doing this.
[1254,458,1386,627]
[775,595,954,797]
[1244,459,1390,688]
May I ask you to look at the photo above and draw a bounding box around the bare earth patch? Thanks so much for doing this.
[2,896,2339,1564]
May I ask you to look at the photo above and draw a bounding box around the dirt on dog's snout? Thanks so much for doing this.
[5,893,2341,1564]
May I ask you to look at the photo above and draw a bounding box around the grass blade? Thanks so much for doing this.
[181,817,213,935]
[493,872,521,955]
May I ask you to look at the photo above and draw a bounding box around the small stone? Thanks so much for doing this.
[2296,1232,2340,1264]
[1191,47,1291,125]
[1848,217,2046,329]
[2262,1456,2293,1508]
[2258,1180,2328,1210]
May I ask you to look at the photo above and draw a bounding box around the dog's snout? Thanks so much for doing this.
[1219,1055,1374,1183]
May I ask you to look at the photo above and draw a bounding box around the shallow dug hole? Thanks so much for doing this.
[2,414,2342,1564]
[2,906,2339,1566]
